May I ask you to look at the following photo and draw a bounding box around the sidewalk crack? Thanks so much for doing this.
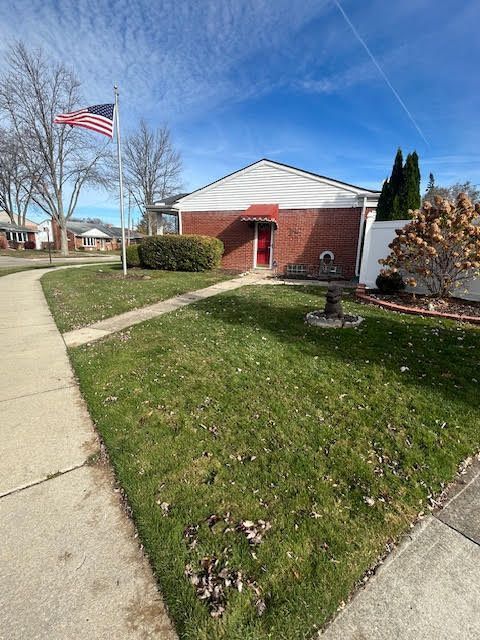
[0,384,76,404]
[0,462,88,500]
[434,515,480,548]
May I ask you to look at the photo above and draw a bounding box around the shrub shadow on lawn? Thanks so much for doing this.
[191,286,480,410]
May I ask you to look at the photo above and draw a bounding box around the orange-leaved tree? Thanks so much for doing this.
[379,193,480,297]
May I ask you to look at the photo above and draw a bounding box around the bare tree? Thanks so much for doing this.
[121,120,182,235]
[424,176,480,205]
[0,42,108,255]
[447,181,480,203]
[0,126,41,226]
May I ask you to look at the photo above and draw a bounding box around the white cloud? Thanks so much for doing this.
[3,0,479,221]
[0,0,331,125]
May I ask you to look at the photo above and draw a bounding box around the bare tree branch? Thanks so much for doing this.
[109,119,183,235]
[0,125,42,225]
[0,42,109,255]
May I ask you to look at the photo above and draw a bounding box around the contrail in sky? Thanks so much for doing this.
[333,0,429,146]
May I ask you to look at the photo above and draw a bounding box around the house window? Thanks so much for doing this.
[6,231,28,242]
[287,264,308,275]
[83,237,96,247]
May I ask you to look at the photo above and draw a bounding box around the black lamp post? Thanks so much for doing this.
[44,226,52,265]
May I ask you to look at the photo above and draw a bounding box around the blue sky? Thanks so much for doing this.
[1,0,479,224]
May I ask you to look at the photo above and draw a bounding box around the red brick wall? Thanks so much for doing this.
[182,207,362,276]
[182,211,255,272]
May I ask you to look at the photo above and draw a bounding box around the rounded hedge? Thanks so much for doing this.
[125,243,141,267]
[376,271,405,294]
[139,234,224,271]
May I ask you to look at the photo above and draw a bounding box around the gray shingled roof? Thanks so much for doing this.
[67,221,144,240]
[0,221,36,233]
[154,193,190,206]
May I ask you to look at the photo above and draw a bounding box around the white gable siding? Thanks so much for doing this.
[178,162,366,211]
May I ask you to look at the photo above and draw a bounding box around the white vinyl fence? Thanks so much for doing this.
[359,213,480,301]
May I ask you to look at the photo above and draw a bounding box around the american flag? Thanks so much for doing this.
[54,103,115,138]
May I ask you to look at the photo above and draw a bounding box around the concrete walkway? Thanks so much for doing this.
[0,267,176,640]
[321,461,480,639]
[64,271,268,347]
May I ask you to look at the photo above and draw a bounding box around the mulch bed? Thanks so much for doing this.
[357,291,480,324]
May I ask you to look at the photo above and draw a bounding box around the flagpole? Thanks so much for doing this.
[127,190,131,246]
[114,84,127,277]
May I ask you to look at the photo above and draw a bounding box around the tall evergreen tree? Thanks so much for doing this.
[426,172,435,193]
[377,148,421,220]
[401,151,421,215]
[390,148,404,197]
[376,148,404,220]
[376,178,391,220]
[392,192,402,219]
[412,151,421,204]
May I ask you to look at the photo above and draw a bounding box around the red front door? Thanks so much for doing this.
[256,223,271,266]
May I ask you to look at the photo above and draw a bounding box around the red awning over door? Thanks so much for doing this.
[240,204,279,228]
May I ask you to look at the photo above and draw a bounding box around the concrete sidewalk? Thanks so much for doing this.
[0,268,176,640]
[64,271,268,347]
[321,462,480,639]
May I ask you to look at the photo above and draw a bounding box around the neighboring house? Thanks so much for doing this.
[147,159,380,277]
[51,219,144,251]
[35,219,54,250]
[0,211,38,248]
[0,212,143,252]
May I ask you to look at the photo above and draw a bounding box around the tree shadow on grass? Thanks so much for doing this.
[191,285,480,410]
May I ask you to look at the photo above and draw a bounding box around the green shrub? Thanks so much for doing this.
[139,235,224,271]
[376,271,405,294]
[125,243,141,267]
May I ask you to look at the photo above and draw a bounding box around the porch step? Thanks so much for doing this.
[252,268,275,276]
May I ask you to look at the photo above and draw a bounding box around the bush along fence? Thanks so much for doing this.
[359,195,480,301]
[125,235,224,272]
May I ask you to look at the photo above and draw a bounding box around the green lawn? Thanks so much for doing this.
[0,265,39,277]
[0,264,71,278]
[41,264,234,332]
[69,285,480,640]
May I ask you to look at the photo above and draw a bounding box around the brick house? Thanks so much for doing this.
[0,212,38,248]
[148,159,380,278]
[51,220,144,251]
